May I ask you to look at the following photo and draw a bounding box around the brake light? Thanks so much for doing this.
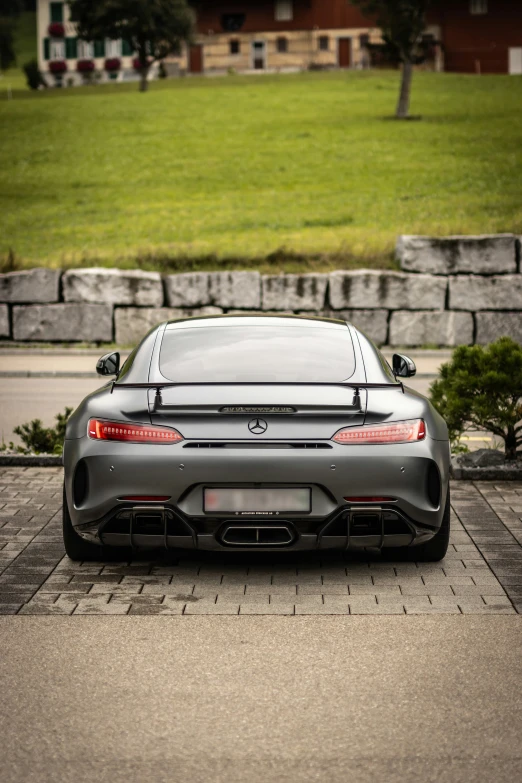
[332,419,426,445]
[88,419,183,444]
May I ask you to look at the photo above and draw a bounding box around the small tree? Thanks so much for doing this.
[351,0,431,119]
[0,0,23,74]
[23,58,46,90]
[430,338,522,461]
[13,407,73,454]
[69,0,195,92]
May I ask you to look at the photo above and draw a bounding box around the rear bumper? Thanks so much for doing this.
[77,502,438,552]
[64,435,450,551]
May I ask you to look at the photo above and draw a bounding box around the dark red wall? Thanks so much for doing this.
[191,1,522,74]
[430,0,522,74]
[191,1,372,34]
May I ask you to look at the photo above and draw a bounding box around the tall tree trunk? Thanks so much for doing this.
[505,427,518,461]
[396,60,413,119]
[139,66,149,92]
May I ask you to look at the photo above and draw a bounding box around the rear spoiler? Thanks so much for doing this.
[110,381,404,413]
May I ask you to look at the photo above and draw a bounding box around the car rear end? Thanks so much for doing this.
[64,316,449,554]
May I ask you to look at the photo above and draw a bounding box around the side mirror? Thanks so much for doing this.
[96,351,120,377]
[392,353,416,378]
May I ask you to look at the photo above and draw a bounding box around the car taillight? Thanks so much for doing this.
[332,419,426,445]
[88,419,183,444]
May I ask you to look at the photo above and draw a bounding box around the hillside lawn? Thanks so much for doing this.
[1,63,522,274]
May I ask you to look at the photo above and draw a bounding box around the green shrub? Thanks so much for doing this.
[23,58,45,90]
[430,338,522,461]
[12,407,73,455]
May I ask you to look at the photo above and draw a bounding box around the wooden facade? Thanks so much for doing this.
[191,0,371,33]
[176,0,382,74]
[185,1,522,76]
[430,1,522,75]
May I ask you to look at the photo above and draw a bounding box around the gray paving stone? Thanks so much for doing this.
[0,592,35,602]
[406,606,461,614]
[0,468,518,615]
[271,594,323,606]
[400,584,455,596]
[18,600,76,615]
[0,603,23,614]
[459,605,516,614]
[451,585,507,596]
[349,585,402,596]
[110,594,164,605]
[298,584,348,595]
[74,599,131,615]
[129,604,184,615]
[239,604,295,615]
[350,604,405,615]
[183,603,240,615]
[245,584,297,595]
[295,605,349,615]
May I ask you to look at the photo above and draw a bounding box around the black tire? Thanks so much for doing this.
[383,487,451,563]
[62,484,107,561]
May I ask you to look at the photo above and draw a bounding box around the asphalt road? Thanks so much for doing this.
[1,616,521,783]
[0,377,102,444]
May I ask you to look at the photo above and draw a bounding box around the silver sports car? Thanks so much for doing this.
[63,314,450,562]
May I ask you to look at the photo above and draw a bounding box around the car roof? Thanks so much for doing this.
[165,313,348,330]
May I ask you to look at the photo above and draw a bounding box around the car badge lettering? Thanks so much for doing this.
[220,406,294,414]
[248,418,268,435]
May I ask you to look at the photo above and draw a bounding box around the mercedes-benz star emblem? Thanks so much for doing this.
[248,418,268,435]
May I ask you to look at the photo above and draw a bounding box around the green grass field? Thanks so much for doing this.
[1,58,522,273]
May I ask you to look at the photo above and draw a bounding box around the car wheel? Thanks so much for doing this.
[62,483,106,561]
[383,487,451,563]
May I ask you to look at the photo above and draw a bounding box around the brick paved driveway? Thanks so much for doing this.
[1,468,521,616]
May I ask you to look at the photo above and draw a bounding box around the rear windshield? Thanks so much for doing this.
[159,325,356,383]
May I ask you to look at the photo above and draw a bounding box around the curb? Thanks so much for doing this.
[0,455,62,467]
[451,465,522,481]
[0,372,99,378]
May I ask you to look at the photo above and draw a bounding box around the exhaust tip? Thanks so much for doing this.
[221,525,294,547]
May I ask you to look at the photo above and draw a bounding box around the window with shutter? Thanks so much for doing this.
[65,38,78,60]
[470,0,488,13]
[78,40,94,59]
[50,2,63,23]
[50,39,65,59]
[44,37,50,60]
[122,40,133,56]
[94,40,105,58]
[318,36,329,51]
[275,1,293,22]
[106,39,122,58]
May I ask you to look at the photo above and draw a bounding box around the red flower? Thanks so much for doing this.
[104,57,121,72]
[49,60,67,74]
[77,59,95,73]
[133,57,151,71]
[48,23,65,38]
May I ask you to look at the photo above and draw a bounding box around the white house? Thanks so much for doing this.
[37,0,158,86]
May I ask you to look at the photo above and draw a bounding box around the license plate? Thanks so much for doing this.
[203,488,311,515]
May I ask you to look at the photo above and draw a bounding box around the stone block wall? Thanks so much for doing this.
[1,234,520,347]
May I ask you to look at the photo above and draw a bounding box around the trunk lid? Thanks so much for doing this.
[149,384,367,442]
